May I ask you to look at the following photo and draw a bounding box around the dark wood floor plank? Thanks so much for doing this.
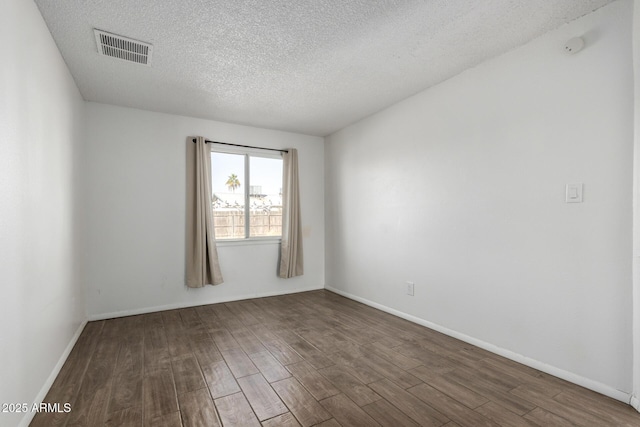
[233,300,268,322]
[331,340,368,360]
[474,401,538,427]
[286,361,341,401]
[477,358,563,397]
[202,360,241,398]
[232,327,268,354]
[444,349,489,370]
[210,304,245,330]
[238,373,288,421]
[179,307,203,328]
[214,392,261,427]
[101,318,127,341]
[294,321,333,336]
[225,301,261,326]
[523,407,575,427]
[318,365,381,407]
[165,333,193,359]
[115,341,144,377]
[362,398,420,427]
[407,363,455,384]
[464,359,531,391]
[32,322,105,426]
[393,343,457,376]
[273,326,309,345]
[145,324,168,350]
[210,328,241,351]
[332,325,379,345]
[444,369,535,416]
[327,310,372,330]
[252,323,283,342]
[286,338,335,369]
[407,383,499,427]
[262,338,304,365]
[418,374,489,409]
[144,312,165,327]
[35,291,640,427]
[369,379,449,427]
[146,411,182,427]
[249,350,292,383]
[320,394,381,427]
[144,325,171,374]
[190,337,223,367]
[161,311,185,337]
[194,305,222,329]
[511,385,608,426]
[363,341,422,370]
[108,372,143,414]
[104,406,142,427]
[178,387,222,427]
[296,330,348,354]
[359,322,418,347]
[406,330,466,354]
[359,353,422,389]
[143,368,179,420]
[66,337,119,425]
[261,412,302,427]
[144,346,171,375]
[172,354,206,395]
[553,389,640,426]
[271,377,332,427]
[121,315,145,340]
[482,356,572,392]
[313,419,342,427]
[341,324,405,347]
[66,380,112,426]
[221,348,260,378]
[327,350,385,384]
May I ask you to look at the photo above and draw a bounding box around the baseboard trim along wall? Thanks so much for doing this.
[88,285,324,321]
[20,320,88,427]
[631,395,639,412]
[325,286,633,406]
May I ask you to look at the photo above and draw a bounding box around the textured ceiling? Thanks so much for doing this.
[34,0,613,136]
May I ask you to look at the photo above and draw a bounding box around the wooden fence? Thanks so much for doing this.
[213,210,282,239]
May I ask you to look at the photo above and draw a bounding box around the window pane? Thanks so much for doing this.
[211,152,245,239]
[249,156,283,237]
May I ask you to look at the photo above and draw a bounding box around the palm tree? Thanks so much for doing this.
[226,173,241,192]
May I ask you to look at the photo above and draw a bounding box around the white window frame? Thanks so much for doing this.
[210,145,283,246]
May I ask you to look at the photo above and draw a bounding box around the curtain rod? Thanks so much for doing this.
[192,138,288,153]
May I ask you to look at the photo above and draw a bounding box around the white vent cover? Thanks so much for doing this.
[94,29,152,66]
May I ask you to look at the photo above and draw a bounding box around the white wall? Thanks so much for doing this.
[0,1,87,426]
[84,103,324,318]
[326,0,633,398]
[632,0,640,412]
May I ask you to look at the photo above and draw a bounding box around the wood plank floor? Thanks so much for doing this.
[31,290,640,427]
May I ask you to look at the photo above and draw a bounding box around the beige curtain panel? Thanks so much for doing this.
[186,136,224,287]
[279,148,304,278]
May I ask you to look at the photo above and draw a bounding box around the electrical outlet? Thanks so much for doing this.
[406,281,414,296]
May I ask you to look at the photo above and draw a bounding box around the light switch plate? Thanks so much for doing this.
[406,281,414,296]
[565,183,583,203]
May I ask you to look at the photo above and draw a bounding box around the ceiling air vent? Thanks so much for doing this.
[94,29,153,66]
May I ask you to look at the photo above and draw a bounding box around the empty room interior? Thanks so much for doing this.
[3,0,640,426]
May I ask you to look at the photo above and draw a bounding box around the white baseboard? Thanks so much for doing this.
[89,285,324,321]
[19,319,88,427]
[325,286,632,405]
[631,395,640,412]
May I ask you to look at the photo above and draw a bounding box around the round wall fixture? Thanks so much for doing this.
[564,37,584,54]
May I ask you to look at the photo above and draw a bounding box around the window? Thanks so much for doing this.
[211,147,283,240]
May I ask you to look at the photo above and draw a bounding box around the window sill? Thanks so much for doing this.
[215,238,281,247]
